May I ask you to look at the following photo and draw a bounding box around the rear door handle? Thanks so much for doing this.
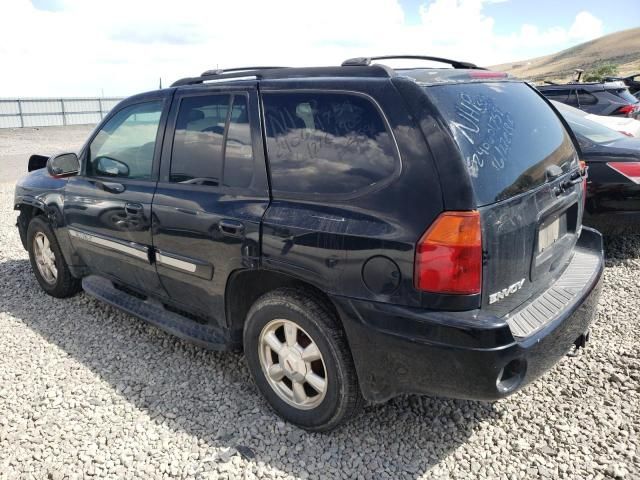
[125,202,143,215]
[218,219,245,237]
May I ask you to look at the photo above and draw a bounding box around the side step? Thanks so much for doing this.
[82,275,235,351]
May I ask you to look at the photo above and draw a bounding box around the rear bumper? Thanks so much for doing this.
[333,227,604,403]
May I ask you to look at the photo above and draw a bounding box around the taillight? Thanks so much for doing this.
[414,211,482,295]
[608,162,640,184]
[615,104,636,116]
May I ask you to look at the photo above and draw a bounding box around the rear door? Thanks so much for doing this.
[152,84,269,324]
[425,82,583,317]
[64,94,170,295]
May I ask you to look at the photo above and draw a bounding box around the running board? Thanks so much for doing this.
[82,275,235,351]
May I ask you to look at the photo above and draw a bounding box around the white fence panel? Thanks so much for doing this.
[0,97,125,128]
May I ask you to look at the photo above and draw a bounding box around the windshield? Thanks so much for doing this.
[557,105,627,144]
[425,82,577,206]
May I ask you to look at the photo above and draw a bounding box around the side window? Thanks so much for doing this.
[542,89,569,103]
[223,95,254,188]
[565,90,579,107]
[88,101,162,180]
[170,95,230,185]
[263,92,397,195]
[577,90,598,106]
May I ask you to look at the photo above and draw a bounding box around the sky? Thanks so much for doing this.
[1,0,638,97]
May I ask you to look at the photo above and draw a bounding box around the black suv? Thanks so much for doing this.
[538,81,640,119]
[15,56,604,431]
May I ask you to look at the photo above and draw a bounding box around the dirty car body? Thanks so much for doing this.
[14,58,604,429]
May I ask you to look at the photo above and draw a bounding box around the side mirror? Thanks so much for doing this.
[47,153,80,178]
[94,156,130,177]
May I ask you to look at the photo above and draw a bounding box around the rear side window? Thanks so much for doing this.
[170,94,255,188]
[577,90,598,106]
[426,82,577,206]
[263,92,397,195]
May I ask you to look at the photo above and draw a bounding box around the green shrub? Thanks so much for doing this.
[583,64,619,82]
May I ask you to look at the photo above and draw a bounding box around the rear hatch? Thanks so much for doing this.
[425,81,583,318]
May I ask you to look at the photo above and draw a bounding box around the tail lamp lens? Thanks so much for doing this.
[607,162,640,184]
[615,105,636,116]
[414,211,482,295]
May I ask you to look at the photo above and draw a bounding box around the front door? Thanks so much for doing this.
[151,86,269,324]
[64,95,170,295]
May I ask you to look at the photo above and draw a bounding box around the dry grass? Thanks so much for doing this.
[490,27,640,83]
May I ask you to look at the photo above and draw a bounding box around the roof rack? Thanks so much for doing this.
[341,55,481,70]
[171,66,288,87]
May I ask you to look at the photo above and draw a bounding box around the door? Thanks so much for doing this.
[152,86,269,324]
[64,95,170,295]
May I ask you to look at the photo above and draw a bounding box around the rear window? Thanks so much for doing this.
[611,88,638,104]
[426,82,577,205]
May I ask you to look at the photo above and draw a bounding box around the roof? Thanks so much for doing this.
[170,56,508,88]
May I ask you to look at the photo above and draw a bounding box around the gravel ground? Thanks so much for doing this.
[0,128,639,479]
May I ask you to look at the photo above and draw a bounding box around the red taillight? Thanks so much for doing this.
[615,104,636,116]
[608,162,640,184]
[414,211,482,295]
[580,160,588,205]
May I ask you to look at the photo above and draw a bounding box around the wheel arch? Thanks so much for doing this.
[225,269,343,344]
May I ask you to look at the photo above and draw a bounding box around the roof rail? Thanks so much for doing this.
[342,55,481,70]
[171,66,288,87]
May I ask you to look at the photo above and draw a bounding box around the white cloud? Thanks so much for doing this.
[0,0,605,96]
[569,11,604,40]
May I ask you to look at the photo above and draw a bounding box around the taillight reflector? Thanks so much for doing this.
[608,162,640,184]
[414,211,482,295]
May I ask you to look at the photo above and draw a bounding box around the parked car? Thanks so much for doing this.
[606,73,640,95]
[14,57,604,431]
[538,81,640,119]
[552,100,640,233]
[584,112,640,138]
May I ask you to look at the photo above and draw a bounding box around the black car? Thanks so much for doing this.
[14,57,603,431]
[553,100,640,233]
[538,81,640,119]
[606,73,640,95]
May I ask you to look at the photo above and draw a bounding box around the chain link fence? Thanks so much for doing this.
[0,97,124,128]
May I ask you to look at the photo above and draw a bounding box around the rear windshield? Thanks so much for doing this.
[612,88,639,104]
[559,106,626,144]
[425,82,578,206]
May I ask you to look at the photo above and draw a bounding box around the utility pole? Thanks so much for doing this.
[159,77,163,89]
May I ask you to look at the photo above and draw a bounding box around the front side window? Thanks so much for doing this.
[88,101,162,180]
[263,92,397,195]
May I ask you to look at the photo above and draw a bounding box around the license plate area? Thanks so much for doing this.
[538,214,567,253]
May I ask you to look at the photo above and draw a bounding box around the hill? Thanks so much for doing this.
[490,27,640,83]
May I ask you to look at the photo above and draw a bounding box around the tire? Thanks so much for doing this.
[243,288,363,431]
[27,216,81,298]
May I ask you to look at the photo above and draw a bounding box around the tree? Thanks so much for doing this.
[583,64,619,82]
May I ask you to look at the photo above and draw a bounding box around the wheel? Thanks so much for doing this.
[244,288,362,431]
[26,216,81,298]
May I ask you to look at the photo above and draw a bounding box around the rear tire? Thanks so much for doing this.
[27,216,81,298]
[243,288,362,431]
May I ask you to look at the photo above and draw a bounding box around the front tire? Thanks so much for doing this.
[27,216,81,298]
[244,288,362,431]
